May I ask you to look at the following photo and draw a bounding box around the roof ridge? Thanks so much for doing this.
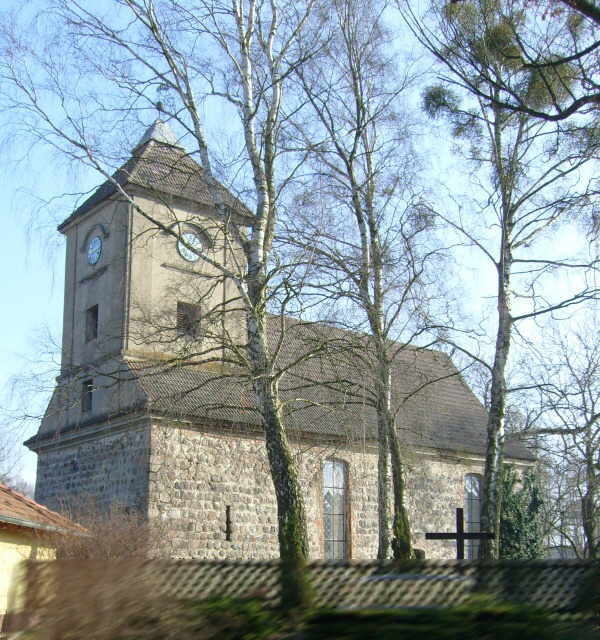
[265,313,450,358]
[1,482,35,506]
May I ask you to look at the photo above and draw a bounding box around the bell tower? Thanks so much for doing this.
[25,119,249,513]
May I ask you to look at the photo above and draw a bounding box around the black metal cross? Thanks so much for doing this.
[425,507,493,560]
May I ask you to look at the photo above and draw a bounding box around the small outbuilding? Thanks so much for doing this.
[0,483,85,635]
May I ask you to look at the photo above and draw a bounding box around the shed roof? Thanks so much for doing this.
[0,483,85,535]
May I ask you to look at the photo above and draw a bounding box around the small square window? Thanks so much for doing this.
[177,302,201,339]
[81,379,93,413]
[85,305,98,342]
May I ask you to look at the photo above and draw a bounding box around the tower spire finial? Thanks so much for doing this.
[133,117,184,152]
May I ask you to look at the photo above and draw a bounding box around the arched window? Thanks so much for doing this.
[323,459,348,560]
[464,473,482,560]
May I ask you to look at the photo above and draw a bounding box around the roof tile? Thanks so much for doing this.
[58,140,250,230]
[0,483,85,534]
[127,320,533,461]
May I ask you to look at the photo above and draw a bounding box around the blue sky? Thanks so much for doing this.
[0,166,65,483]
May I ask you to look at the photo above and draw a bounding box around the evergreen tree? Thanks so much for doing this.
[500,465,545,559]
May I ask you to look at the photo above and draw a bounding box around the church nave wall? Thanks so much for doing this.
[147,423,385,559]
[32,418,492,560]
[406,452,486,558]
[147,422,488,560]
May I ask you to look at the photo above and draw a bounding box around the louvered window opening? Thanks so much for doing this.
[85,305,98,342]
[81,379,93,413]
[177,301,201,339]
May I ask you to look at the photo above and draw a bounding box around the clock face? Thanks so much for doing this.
[87,235,102,265]
[177,231,202,262]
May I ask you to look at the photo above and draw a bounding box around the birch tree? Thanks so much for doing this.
[288,0,446,559]
[0,0,324,607]
[412,0,600,557]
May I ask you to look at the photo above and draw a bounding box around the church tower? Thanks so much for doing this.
[26,120,248,517]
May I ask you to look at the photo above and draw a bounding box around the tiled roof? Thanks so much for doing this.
[0,483,85,534]
[127,320,533,461]
[58,139,251,231]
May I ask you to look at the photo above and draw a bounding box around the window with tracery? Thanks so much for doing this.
[323,459,348,560]
[465,473,482,560]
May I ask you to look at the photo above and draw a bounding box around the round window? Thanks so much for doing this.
[87,235,102,265]
[177,231,203,262]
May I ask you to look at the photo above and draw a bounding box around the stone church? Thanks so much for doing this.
[25,120,533,560]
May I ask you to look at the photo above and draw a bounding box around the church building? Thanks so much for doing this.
[25,120,533,560]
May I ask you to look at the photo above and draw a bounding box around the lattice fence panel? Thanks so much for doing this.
[24,559,599,616]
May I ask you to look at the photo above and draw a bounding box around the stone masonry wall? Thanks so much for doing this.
[34,423,151,517]
[33,419,502,559]
[148,422,488,560]
[406,451,487,558]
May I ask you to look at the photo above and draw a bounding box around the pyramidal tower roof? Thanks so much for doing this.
[57,119,251,231]
[133,118,184,152]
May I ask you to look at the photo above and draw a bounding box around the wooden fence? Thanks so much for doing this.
[24,558,598,613]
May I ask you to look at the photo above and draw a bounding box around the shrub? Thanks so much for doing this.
[302,595,597,640]
[176,597,284,640]
[27,584,284,640]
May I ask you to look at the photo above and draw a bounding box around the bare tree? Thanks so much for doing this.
[518,323,600,558]
[412,0,600,557]
[0,429,21,487]
[538,449,589,556]
[0,0,328,607]
[1,328,61,497]
[556,0,600,25]
[285,0,447,559]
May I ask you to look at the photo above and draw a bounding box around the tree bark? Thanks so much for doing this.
[480,287,511,559]
[368,209,414,561]
[375,346,413,560]
[376,414,391,560]
[246,304,311,609]
[480,104,516,560]
[582,439,598,558]
[388,410,413,560]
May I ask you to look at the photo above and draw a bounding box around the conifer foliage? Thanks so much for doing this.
[499,465,545,559]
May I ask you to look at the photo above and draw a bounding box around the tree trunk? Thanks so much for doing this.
[388,416,413,560]
[581,490,597,559]
[479,97,519,560]
[480,233,513,560]
[377,414,391,560]
[378,357,413,560]
[246,296,311,609]
[582,440,598,559]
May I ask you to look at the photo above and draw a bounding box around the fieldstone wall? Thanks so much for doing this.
[148,422,488,560]
[33,418,506,560]
[405,452,487,558]
[34,423,151,517]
